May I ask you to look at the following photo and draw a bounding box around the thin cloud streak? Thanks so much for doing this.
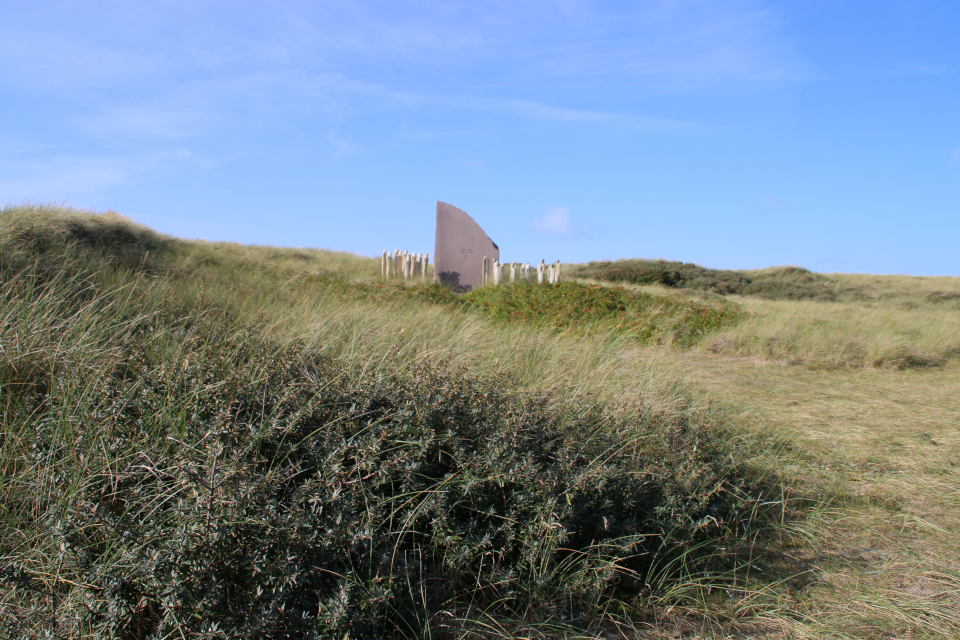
[533,207,573,237]
[1,2,811,96]
[0,1,800,202]
[478,97,694,131]
[0,156,132,201]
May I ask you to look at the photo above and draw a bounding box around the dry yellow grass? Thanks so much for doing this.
[705,290,960,369]
[572,271,960,370]
[5,205,957,638]
[673,356,960,638]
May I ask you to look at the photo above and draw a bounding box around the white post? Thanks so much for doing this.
[537,262,544,284]
[510,263,516,282]
[493,261,500,286]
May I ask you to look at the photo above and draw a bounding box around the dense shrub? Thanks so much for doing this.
[1,206,771,638]
[47,341,754,638]
[1,254,765,639]
[462,281,743,347]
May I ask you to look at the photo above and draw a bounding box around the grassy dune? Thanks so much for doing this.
[569,264,960,370]
[706,276,960,369]
[1,204,958,638]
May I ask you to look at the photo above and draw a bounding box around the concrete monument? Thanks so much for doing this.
[434,201,498,291]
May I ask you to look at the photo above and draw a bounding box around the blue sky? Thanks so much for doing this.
[2,1,958,275]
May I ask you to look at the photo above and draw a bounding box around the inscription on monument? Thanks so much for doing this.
[434,201,498,291]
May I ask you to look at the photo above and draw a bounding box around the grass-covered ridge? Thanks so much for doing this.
[0,205,776,638]
[565,258,960,369]
[461,281,742,347]
[5,204,959,639]
[568,258,855,301]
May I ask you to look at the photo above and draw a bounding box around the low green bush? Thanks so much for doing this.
[461,281,744,347]
[0,208,771,638]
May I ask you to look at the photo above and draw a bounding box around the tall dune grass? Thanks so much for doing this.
[566,270,960,369]
[702,296,960,369]
[0,204,778,638]
[5,203,957,638]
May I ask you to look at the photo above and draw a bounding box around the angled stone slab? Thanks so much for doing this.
[434,201,498,291]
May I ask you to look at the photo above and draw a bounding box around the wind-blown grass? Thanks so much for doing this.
[460,281,743,348]
[6,204,957,639]
[0,205,778,638]
[566,262,960,369]
[701,295,960,369]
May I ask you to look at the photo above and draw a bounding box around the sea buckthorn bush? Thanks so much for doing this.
[0,206,771,638]
[462,281,744,347]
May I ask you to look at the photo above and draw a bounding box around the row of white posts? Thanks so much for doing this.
[380,251,561,286]
[482,258,561,285]
[381,250,429,281]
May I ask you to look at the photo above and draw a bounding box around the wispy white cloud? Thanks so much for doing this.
[533,207,573,237]
[294,75,695,131]
[0,0,802,188]
[476,97,694,131]
[69,104,205,140]
[279,1,809,89]
[0,156,132,202]
[2,2,810,101]
[325,130,367,158]
[460,158,488,172]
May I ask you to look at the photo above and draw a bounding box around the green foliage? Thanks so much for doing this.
[571,259,849,301]
[0,206,772,638]
[462,281,744,347]
[1,266,763,639]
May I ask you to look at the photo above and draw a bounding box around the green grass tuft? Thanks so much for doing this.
[461,281,744,347]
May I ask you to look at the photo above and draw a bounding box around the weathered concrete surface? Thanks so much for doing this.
[434,201,498,291]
